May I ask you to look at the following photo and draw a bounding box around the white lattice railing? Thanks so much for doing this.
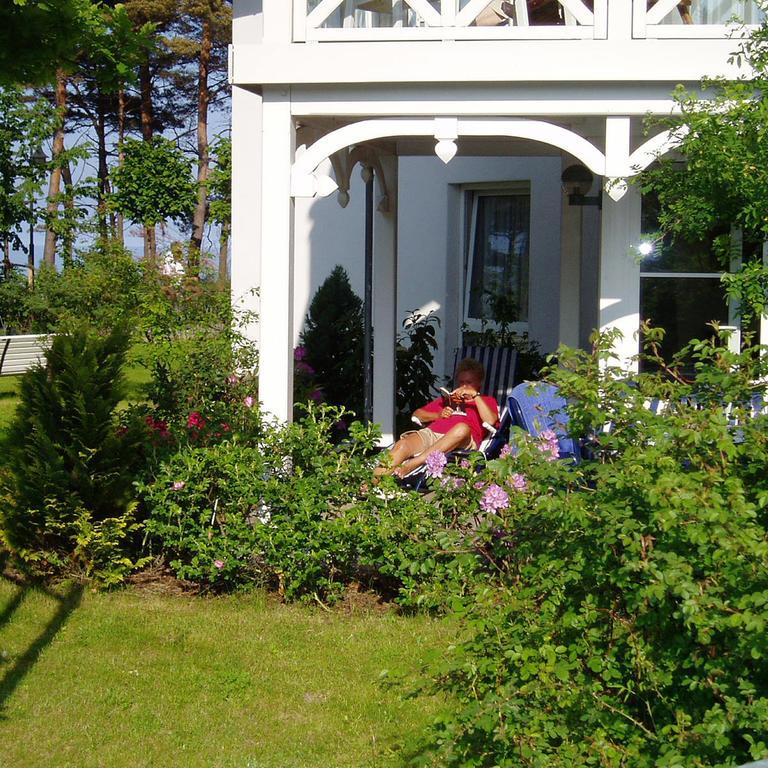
[633,0,765,38]
[294,0,608,41]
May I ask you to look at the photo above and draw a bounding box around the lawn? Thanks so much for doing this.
[0,577,451,768]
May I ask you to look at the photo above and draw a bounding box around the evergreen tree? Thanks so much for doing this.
[300,265,364,417]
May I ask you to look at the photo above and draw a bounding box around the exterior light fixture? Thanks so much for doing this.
[561,163,601,208]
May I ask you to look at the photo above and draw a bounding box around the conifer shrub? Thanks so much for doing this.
[0,325,145,581]
[299,265,364,417]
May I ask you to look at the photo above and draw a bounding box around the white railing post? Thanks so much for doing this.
[293,0,307,41]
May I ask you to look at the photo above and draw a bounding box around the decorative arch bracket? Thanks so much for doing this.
[291,117,687,203]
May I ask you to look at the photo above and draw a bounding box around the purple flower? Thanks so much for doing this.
[480,483,510,513]
[296,361,315,375]
[499,443,513,458]
[172,481,185,491]
[424,450,448,478]
[508,473,528,492]
[308,388,323,402]
[460,459,471,469]
[440,475,465,490]
[227,374,239,385]
[537,429,560,461]
[244,396,254,408]
[294,346,307,362]
[213,559,225,570]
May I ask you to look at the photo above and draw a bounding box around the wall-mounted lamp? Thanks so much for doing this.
[561,163,602,208]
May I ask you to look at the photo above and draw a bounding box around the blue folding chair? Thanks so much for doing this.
[507,381,581,462]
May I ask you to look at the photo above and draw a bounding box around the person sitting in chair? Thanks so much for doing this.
[377,358,499,479]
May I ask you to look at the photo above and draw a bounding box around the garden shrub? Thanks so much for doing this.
[0,324,146,582]
[408,332,768,767]
[396,309,439,431]
[133,258,257,418]
[299,265,364,417]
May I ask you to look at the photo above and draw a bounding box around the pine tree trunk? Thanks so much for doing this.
[96,90,109,239]
[144,225,157,263]
[189,14,212,273]
[115,87,127,246]
[60,160,75,262]
[139,61,153,141]
[218,220,229,284]
[43,70,68,267]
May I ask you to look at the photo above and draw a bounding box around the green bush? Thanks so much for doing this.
[0,325,145,581]
[409,332,768,767]
[299,265,364,417]
[133,259,257,418]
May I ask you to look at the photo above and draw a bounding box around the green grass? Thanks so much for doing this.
[0,579,452,768]
[0,375,20,435]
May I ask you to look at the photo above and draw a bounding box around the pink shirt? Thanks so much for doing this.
[421,396,499,447]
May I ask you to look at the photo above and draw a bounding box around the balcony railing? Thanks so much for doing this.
[295,0,608,41]
[637,0,765,38]
[292,0,764,41]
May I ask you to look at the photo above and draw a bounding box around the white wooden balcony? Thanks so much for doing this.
[294,0,763,42]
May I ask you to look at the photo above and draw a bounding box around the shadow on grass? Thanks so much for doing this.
[0,573,84,719]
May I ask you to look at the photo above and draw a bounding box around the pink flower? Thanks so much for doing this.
[460,459,471,469]
[227,374,239,385]
[187,411,206,430]
[480,483,510,513]
[508,473,528,492]
[213,559,225,569]
[243,396,254,408]
[425,450,448,478]
[172,481,185,491]
[220,422,231,432]
[537,429,560,461]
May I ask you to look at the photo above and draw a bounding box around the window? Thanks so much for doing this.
[638,192,761,370]
[464,187,530,331]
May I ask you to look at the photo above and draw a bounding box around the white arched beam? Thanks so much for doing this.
[292,117,687,203]
[292,117,607,196]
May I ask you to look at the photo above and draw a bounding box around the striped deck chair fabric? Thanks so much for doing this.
[456,345,518,407]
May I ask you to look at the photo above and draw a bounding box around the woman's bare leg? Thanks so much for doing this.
[394,423,472,477]
[373,432,426,478]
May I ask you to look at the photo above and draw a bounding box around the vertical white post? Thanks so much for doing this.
[608,0,633,39]
[263,0,293,41]
[373,154,398,445]
[231,85,263,348]
[259,88,296,422]
[599,183,641,371]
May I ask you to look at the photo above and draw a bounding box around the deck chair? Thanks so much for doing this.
[507,381,581,462]
[397,347,518,489]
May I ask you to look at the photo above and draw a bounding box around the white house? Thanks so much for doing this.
[229,0,765,443]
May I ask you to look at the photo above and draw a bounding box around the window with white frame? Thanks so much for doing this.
[463,185,531,331]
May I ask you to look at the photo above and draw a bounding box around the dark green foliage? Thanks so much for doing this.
[25,243,144,332]
[409,331,768,768]
[396,309,439,424]
[133,259,257,418]
[0,325,144,579]
[299,265,364,417]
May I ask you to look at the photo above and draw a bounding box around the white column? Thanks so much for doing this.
[373,154,398,445]
[599,183,641,371]
[231,85,263,346]
[259,88,295,422]
[263,0,293,41]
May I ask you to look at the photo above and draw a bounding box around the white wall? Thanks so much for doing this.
[293,153,563,381]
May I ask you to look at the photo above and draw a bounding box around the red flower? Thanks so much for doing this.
[187,411,206,430]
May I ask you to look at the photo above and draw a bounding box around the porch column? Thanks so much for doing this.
[373,154,398,445]
[230,85,262,344]
[258,87,296,421]
[559,168,581,349]
[598,183,641,370]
